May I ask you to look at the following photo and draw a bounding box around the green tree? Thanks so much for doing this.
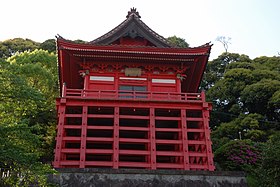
[199,52,280,186]
[166,36,189,48]
[253,56,280,71]
[241,79,280,122]
[201,53,251,90]
[0,60,55,186]
[7,49,58,92]
[39,39,56,53]
[0,50,58,185]
[205,54,280,129]
[212,113,266,143]
[7,49,59,161]
[256,132,280,187]
[0,38,40,58]
[73,39,87,44]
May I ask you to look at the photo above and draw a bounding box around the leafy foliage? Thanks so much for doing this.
[166,36,189,48]
[0,122,55,186]
[39,39,56,53]
[0,38,40,58]
[201,53,252,91]
[215,140,261,172]
[0,48,58,186]
[204,52,280,186]
[206,53,280,128]
[241,79,280,120]
[256,132,280,187]
[73,39,87,44]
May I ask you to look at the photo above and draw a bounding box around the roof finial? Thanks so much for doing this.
[126,7,141,18]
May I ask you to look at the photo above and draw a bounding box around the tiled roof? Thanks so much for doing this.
[57,37,212,56]
[88,8,172,47]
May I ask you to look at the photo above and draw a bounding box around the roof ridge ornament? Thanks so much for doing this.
[126,7,141,18]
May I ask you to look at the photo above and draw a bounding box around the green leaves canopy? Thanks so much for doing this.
[206,53,280,126]
[0,49,57,186]
[0,38,40,58]
[166,36,189,48]
[204,53,280,186]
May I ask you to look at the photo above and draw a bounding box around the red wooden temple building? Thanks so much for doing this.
[53,8,215,171]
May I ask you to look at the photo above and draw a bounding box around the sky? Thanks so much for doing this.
[1,0,280,60]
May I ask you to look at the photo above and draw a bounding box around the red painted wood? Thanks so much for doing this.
[119,127,149,131]
[150,108,156,169]
[84,161,113,167]
[54,36,215,171]
[118,162,150,168]
[79,106,87,168]
[181,109,190,170]
[53,104,66,168]
[119,150,150,155]
[54,97,215,170]
[202,106,215,171]
[113,107,119,169]
[85,149,113,154]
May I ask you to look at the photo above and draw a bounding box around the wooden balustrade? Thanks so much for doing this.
[61,85,205,102]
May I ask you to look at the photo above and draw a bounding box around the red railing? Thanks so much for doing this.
[62,84,205,102]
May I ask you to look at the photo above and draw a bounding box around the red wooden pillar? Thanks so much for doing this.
[149,108,156,170]
[80,105,88,168]
[53,99,66,168]
[201,91,215,171]
[113,107,120,169]
[176,78,181,93]
[202,107,215,171]
[181,109,190,170]
[115,72,119,92]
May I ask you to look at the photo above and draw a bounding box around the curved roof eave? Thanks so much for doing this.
[88,9,172,48]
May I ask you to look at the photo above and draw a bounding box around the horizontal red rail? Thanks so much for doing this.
[84,161,113,167]
[61,85,205,102]
[62,126,206,132]
[155,128,181,132]
[156,151,184,156]
[87,126,114,130]
[61,162,211,170]
[86,149,113,154]
[118,162,150,168]
[119,150,150,155]
[119,126,149,131]
[119,138,150,143]
[156,163,184,169]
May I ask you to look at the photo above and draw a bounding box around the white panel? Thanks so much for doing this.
[119,77,147,81]
[152,79,176,84]
[90,76,114,81]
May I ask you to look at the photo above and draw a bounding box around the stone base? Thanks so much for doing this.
[48,168,247,187]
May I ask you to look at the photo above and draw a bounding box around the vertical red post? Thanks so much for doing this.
[181,109,190,170]
[115,72,119,99]
[202,102,215,171]
[62,83,67,97]
[83,75,88,90]
[176,78,181,93]
[149,108,156,170]
[113,107,120,169]
[80,105,88,168]
[53,102,66,168]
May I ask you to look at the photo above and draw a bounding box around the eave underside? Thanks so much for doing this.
[57,39,211,93]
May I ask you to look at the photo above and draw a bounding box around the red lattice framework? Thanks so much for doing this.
[53,85,215,171]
